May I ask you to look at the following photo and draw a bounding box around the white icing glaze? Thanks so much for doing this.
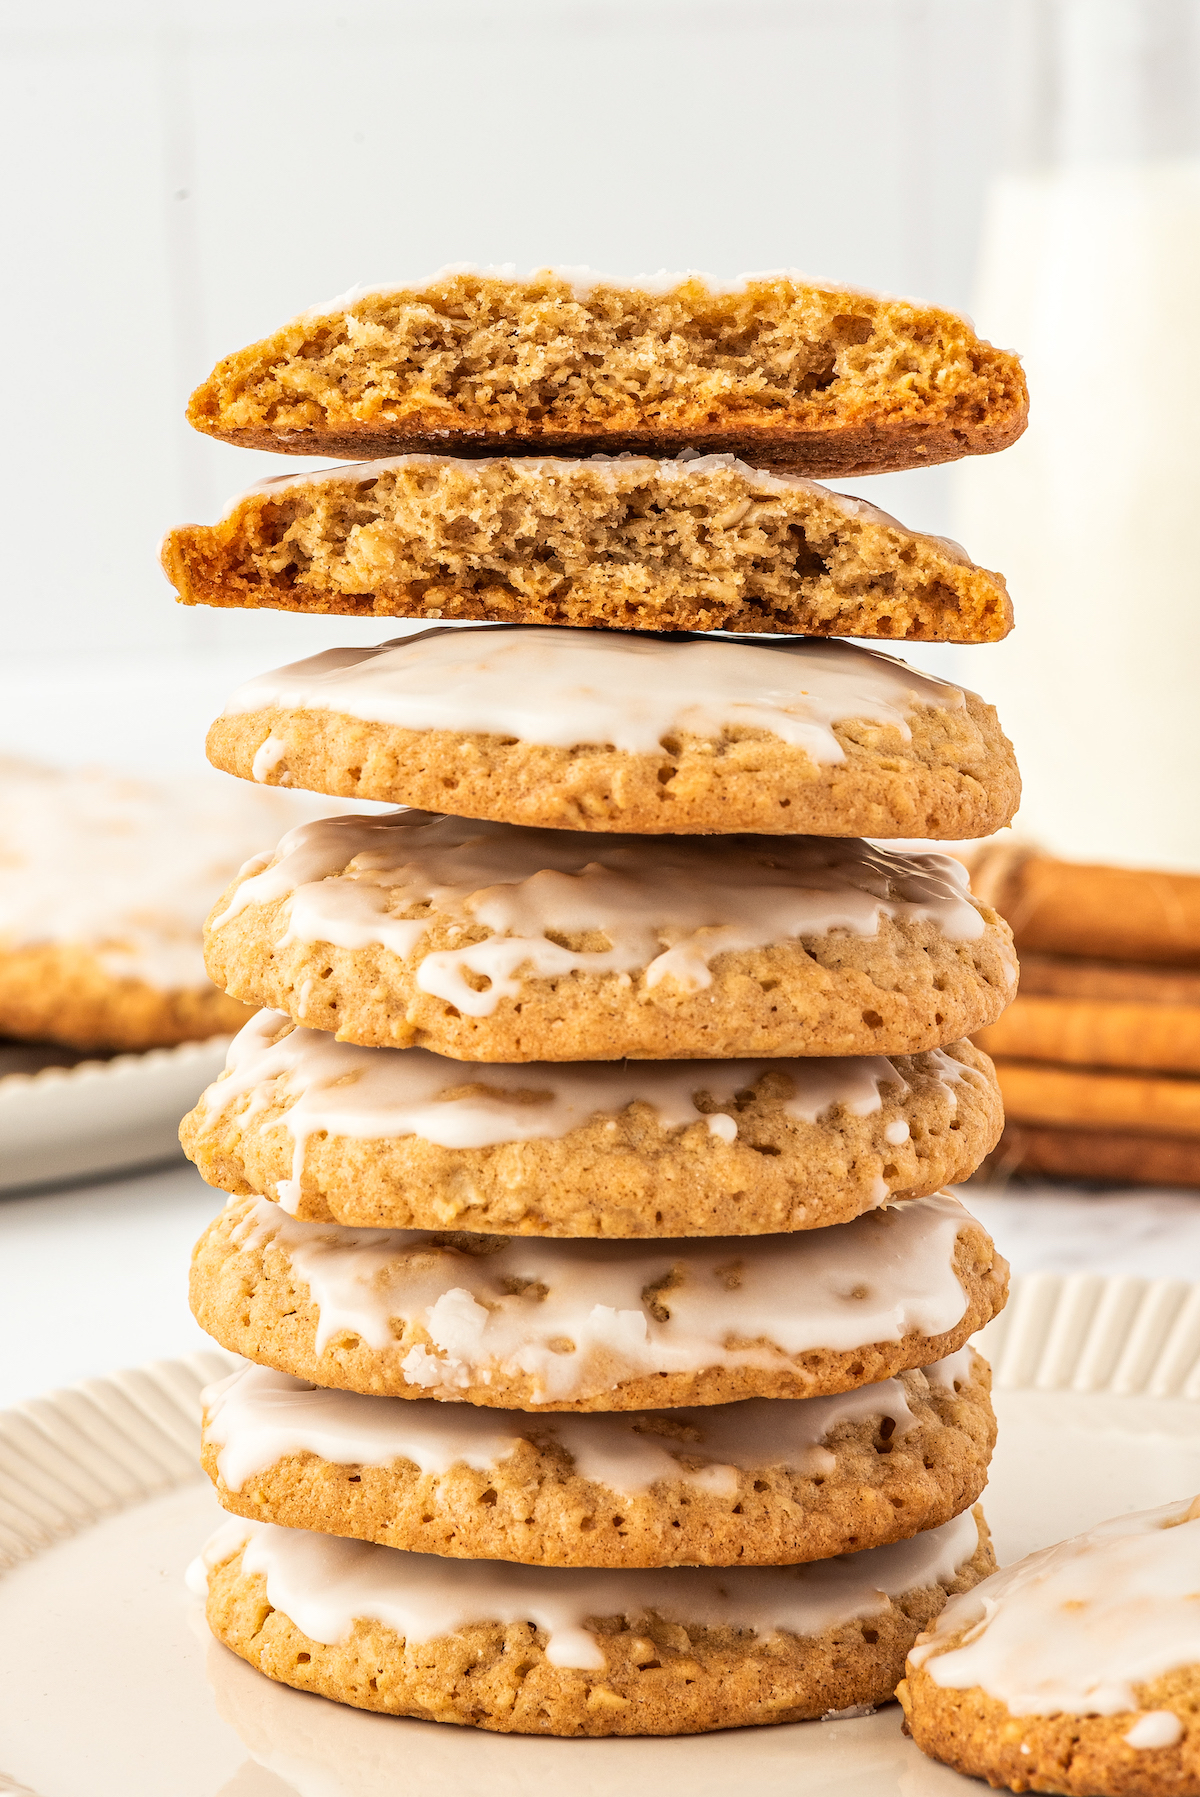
[924,1346,974,1392]
[229,1190,985,1403]
[217,450,971,567]
[0,760,337,990]
[201,1011,972,1210]
[223,628,969,765]
[251,736,289,783]
[188,1515,257,1596]
[1125,1711,1184,1749]
[210,811,990,1017]
[912,1498,1200,1718]
[202,1357,971,1499]
[193,1506,981,1670]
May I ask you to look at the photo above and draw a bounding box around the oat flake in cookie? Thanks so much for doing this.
[201,812,1018,1061]
[207,627,1020,838]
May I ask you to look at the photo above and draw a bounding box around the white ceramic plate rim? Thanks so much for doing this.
[0,1034,231,1192]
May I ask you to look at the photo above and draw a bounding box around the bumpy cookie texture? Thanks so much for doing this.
[185,268,1028,476]
[181,1017,1003,1236]
[206,640,1020,838]
[163,453,1013,641]
[188,1192,1008,1409]
[899,1498,1200,1795]
[200,1508,996,1735]
[201,1352,996,1568]
[203,814,1018,1062]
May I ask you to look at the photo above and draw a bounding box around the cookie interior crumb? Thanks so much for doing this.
[164,454,1012,641]
[186,269,1028,473]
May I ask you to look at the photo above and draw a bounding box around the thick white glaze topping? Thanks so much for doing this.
[203,1356,975,1499]
[0,760,332,989]
[229,1190,986,1402]
[190,1506,981,1671]
[201,1010,973,1210]
[223,628,968,764]
[220,451,972,570]
[210,811,990,1016]
[912,1498,1200,1721]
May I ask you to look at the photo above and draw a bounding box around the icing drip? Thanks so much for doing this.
[229,1190,983,1402]
[912,1498,1200,1718]
[202,1359,967,1500]
[211,811,990,1016]
[1125,1712,1184,1749]
[924,1346,974,1391]
[222,628,969,764]
[192,1506,981,1671]
[199,1012,974,1210]
[0,760,334,990]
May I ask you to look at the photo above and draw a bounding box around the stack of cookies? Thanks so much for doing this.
[174,268,1026,1737]
[972,848,1200,1189]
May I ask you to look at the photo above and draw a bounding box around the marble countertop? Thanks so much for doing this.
[3,1158,1199,1412]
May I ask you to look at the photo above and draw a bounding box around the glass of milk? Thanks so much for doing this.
[952,0,1200,870]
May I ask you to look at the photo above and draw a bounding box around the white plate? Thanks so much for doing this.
[0,1036,229,1192]
[4,1273,1200,1797]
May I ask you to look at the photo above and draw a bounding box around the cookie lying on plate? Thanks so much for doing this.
[201,1350,995,1568]
[202,812,1018,1062]
[0,760,309,1051]
[162,453,1013,642]
[899,1495,1200,1795]
[206,628,1020,839]
[185,266,1027,476]
[189,1190,1008,1409]
[182,1012,1003,1235]
[191,1506,995,1735]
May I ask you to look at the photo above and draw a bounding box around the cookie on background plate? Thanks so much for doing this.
[200,1350,995,1568]
[192,1505,995,1735]
[163,452,1013,642]
[189,1189,1008,1409]
[0,760,335,1051]
[202,813,1018,1062]
[206,628,1021,839]
[184,266,1027,476]
[899,1495,1200,1796]
[182,1013,1003,1235]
